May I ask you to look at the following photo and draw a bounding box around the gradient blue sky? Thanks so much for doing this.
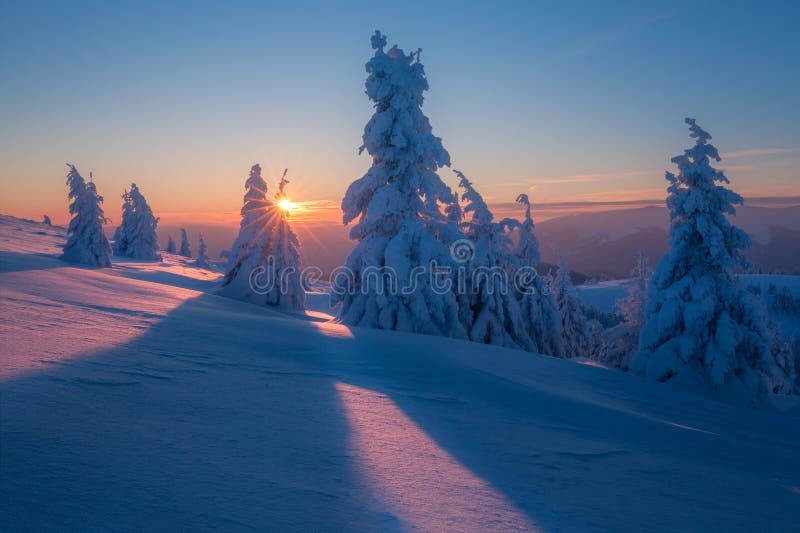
[1,0,798,225]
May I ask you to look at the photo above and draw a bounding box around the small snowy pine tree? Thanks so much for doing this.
[220,164,273,299]
[165,235,177,254]
[603,251,652,368]
[179,228,192,258]
[112,189,134,255]
[120,184,160,260]
[195,234,211,269]
[513,193,563,356]
[220,165,305,310]
[42,215,52,226]
[617,250,651,329]
[61,164,112,267]
[456,170,531,350]
[552,257,590,358]
[633,118,789,397]
[265,175,305,310]
[333,31,464,338]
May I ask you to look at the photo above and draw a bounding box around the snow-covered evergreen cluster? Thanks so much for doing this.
[330,34,798,402]
[220,165,304,310]
[334,31,562,355]
[631,119,795,397]
[61,164,112,267]
[456,170,531,350]
[112,184,160,260]
[50,37,797,404]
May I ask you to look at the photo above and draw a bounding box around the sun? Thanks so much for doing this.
[278,198,298,212]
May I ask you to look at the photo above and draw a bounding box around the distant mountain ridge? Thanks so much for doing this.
[536,204,800,278]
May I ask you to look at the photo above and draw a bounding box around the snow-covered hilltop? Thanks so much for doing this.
[2,215,799,531]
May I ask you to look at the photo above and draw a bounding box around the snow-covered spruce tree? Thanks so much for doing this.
[265,175,305,310]
[116,184,160,260]
[633,118,790,396]
[552,257,590,358]
[220,166,304,310]
[61,164,112,267]
[112,189,134,255]
[333,31,464,337]
[602,251,652,368]
[165,235,177,254]
[195,234,211,269]
[179,228,192,257]
[513,193,563,356]
[617,250,651,329]
[767,321,798,394]
[456,170,531,350]
[220,164,273,299]
[42,215,52,226]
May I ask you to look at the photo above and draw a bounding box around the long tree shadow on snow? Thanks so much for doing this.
[0,250,71,274]
[0,292,385,531]
[323,324,800,532]
[3,276,798,531]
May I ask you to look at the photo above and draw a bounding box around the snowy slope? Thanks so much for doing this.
[1,215,799,532]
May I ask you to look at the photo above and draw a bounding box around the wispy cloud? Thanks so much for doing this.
[530,169,659,187]
[720,148,796,159]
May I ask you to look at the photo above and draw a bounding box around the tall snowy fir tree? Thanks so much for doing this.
[333,31,464,338]
[513,193,563,356]
[455,170,531,349]
[165,235,177,254]
[179,228,192,258]
[113,184,160,260]
[220,164,273,300]
[552,257,590,358]
[633,118,791,397]
[195,234,211,269]
[61,164,112,267]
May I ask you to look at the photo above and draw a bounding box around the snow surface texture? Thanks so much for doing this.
[633,119,794,398]
[2,214,799,531]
